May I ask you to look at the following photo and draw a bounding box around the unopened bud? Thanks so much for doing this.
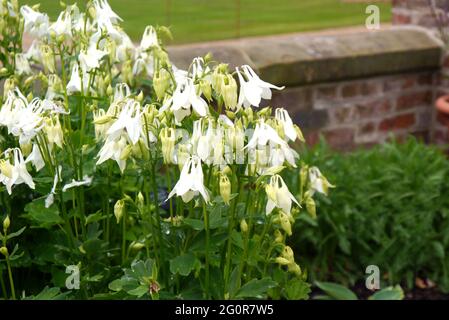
[3,215,10,231]
[219,174,231,205]
[130,242,145,251]
[200,79,212,101]
[0,246,7,256]
[114,199,125,224]
[240,219,248,233]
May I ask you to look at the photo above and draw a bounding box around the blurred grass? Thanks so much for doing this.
[25,0,392,44]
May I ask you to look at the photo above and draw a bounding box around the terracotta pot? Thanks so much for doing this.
[435,95,449,128]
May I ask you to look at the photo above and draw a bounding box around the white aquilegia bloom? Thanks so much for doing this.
[106,100,142,144]
[20,5,49,38]
[236,65,284,109]
[66,64,89,94]
[45,166,62,208]
[265,174,299,215]
[167,156,209,203]
[0,148,35,195]
[15,53,32,76]
[79,46,107,72]
[93,0,122,24]
[160,79,208,123]
[96,135,128,172]
[26,144,45,171]
[245,120,298,169]
[275,108,297,142]
[309,167,334,196]
[62,175,93,192]
[140,26,159,51]
[49,10,72,39]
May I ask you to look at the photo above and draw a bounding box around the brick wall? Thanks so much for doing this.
[170,28,442,150]
[393,0,449,145]
[269,72,435,150]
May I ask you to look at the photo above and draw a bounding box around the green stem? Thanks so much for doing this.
[121,209,126,265]
[0,269,7,299]
[203,202,210,299]
[5,254,15,300]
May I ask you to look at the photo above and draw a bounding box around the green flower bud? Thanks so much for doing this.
[3,215,10,231]
[199,79,212,101]
[130,242,145,251]
[0,246,8,257]
[114,200,125,224]
[219,174,231,205]
[240,219,248,233]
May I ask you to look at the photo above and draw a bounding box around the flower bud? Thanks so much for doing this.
[41,45,56,73]
[222,75,237,110]
[160,127,176,164]
[0,246,8,257]
[114,199,125,224]
[130,241,145,251]
[240,219,248,233]
[274,229,283,243]
[279,211,292,236]
[120,145,133,160]
[3,215,10,231]
[153,69,171,101]
[137,192,145,209]
[305,194,316,219]
[0,160,13,179]
[199,79,212,101]
[219,174,231,205]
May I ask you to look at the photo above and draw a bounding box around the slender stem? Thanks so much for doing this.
[121,209,126,265]
[5,254,15,300]
[0,270,7,299]
[203,202,210,299]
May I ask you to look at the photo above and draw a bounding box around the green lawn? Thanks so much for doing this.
[25,0,392,44]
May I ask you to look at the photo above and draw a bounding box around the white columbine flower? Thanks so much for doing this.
[236,65,284,108]
[309,167,334,196]
[45,166,62,208]
[96,135,128,172]
[167,156,209,203]
[20,5,50,38]
[15,53,32,76]
[140,26,159,51]
[161,79,208,123]
[79,46,107,72]
[265,174,299,215]
[26,144,45,171]
[0,148,35,195]
[93,0,122,24]
[106,100,142,144]
[49,10,72,39]
[275,108,297,142]
[62,175,93,192]
[66,64,89,94]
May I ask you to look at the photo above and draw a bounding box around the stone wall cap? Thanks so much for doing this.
[168,26,443,86]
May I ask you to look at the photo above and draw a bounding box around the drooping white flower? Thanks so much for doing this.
[79,46,107,72]
[96,135,128,172]
[106,100,142,144]
[26,144,45,171]
[20,5,49,38]
[236,65,284,109]
[62,175,93,192]
[161,79,208,123]
[93,0,122,24]
[25,40,42,62]
[49,10,72,39]
[45,166,61,208]
[265,174,299,215]
[15,53,32,76]
[66,64,89,94]
[140,26,159,51]
[275,108,297,142]
[167,156,209,203]
[245,120,298,169]
[0,90,44,145]
[309,167,334,196]
[0,148,35,195]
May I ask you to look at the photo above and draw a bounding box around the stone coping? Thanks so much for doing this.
[168,26,443,87]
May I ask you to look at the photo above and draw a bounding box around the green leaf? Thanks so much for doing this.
[85,212,106,225]
[23,198,64,227]
[315,281,358,300]
[109,279,123,292]
[369,286,404,300]
[285,278,311,300]
[169,253,197,276]
[24,286,70,300]
[127,285,149,297]
[183,218,204,231]
[236,277,278,298]
[6,226,26,240]
[432,242,445,259]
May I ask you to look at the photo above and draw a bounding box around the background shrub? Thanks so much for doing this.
[291,138,449,292]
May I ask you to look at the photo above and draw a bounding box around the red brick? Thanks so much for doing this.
[359,122,376,135]
[357,100,392,119]
[379,113,416,131]
[341,83,359,98]
[437,111,449,126]
[392,13,412,25]
[315,86,337,100]
[360,82,382,96]
[396,91,432,110]
[331,106,356,124]
[323,128,355,151]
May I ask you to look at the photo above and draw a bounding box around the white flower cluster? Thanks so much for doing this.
[0,0,331,222]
